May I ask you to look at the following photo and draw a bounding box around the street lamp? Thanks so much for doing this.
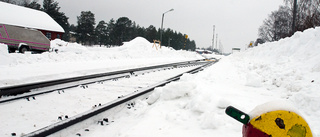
[160,8,174,43]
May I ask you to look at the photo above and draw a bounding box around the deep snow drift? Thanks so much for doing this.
[0,27,320,137]
[82,28,320,136]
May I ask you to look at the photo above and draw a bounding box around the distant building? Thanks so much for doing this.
[68,31,77,42]
[232,48,241,53]
[0,2,64,40]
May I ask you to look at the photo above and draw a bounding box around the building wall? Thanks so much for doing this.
[39,30,63,40]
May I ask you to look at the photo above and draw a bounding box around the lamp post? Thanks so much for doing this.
[160,8,174,43]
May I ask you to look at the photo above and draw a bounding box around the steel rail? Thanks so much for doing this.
[0,60,206,103]
[23,60,216,137]
[0,59,203,97]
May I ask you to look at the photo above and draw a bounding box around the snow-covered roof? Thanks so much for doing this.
[0,2,64,33]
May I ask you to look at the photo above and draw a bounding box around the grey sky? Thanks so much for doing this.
[40,0,284,52]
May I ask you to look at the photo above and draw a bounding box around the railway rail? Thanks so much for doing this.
[0,59,217,137]
[0,59,207,104]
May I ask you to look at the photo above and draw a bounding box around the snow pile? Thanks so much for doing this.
[50,39,88,53]
[99,27,320,136]
[1,27,320,136]
[0,37,203,86]
[0,43,15,66]
[119,37,200,59]
[238,27,320,93]
[235,28,320,125]
[48,37,201,60]
[147,75,197,105]
[122,37,152,49]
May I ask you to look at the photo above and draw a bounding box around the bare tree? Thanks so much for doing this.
[300,0,320,29]
[259,6,292,42]
[283,0,320,31]
[259,0,320,42]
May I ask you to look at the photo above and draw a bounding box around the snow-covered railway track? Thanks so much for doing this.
[0,60,203,104]
[0,60,216,137]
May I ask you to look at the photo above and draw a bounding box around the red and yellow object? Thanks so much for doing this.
[243,110,313,137]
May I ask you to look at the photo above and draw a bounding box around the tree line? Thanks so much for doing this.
[258,0,320,42]
[1,0,196,51]
[74,12,196,51]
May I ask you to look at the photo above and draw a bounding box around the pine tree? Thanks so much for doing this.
[105,19,115,46]
[145,25,157,42]
[114,17,133,45]
[95,20,107,46]
[76,11,96,45]
[42,0,70,40]
[22,0,41,10]
[136,25,146,38]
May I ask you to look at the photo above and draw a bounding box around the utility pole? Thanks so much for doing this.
[212,25,215,51]
[215,34,218,53]
[292,0,298,35]
[219,40,223,54]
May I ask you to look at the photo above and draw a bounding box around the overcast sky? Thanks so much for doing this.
[40,0,284,53]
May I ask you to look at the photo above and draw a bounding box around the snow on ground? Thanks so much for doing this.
[77,27,320,136]
[0,37,203,87]
[1,26,320,137]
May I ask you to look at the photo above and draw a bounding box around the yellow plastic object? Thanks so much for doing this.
[250,110,312,137]
[205,59,216,62]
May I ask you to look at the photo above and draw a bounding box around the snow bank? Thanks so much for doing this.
[48,37,202,61]
[0,43,15,66]
[1,27,320,136]
[225,27,320,133]
[145,73,229,131]
[50,39,88,53]
[0,37,203,86]
[130,27,320,136]
[234,27,320,93]
[120,37,200,59]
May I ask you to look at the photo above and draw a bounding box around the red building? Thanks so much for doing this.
[39,29,64,40]
[0,2,65,40]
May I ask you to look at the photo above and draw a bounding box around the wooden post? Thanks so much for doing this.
[152,40,161,50]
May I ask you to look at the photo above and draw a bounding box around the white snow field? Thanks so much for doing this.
[0,37,203,87]
[1,26,320,137]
